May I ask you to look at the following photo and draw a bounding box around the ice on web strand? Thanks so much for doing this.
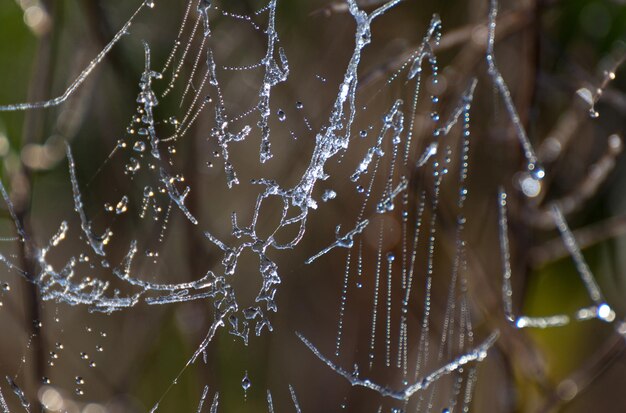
[498,188,617,329]
[0,174,215,315]
[305,220,369,265]
[0,1,154,112]
[486,0,544,182]
[297,331,499,401]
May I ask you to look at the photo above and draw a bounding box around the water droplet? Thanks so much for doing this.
[42,377,50,384]
[597,303,615,322]
[89,361,97,368]
[133,141,146,152]
[356,185,365,193]
[96,345,103,352]
[277,109,286,122]
[295,101,303,109]
[125,158,141,173]
[80,352,89,360]
[75,376,84,385]
[241,371,251,392]
[529,163,545,180]
[75,388,83,396]
[115,196,128,214]
[359,130,367,138]
[1,282,10,292]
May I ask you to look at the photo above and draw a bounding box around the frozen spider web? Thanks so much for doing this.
[0,0,623,412]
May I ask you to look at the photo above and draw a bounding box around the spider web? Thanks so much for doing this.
[0,0,623,412]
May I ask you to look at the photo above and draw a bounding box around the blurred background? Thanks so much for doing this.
[0,0,626,412]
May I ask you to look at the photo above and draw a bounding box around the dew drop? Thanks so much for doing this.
[241,371,251,395]
[597,303,615,322]
[125,158,141,173]
[528,163,545,180]
[115,196,128,214]
[133,141,146,152]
